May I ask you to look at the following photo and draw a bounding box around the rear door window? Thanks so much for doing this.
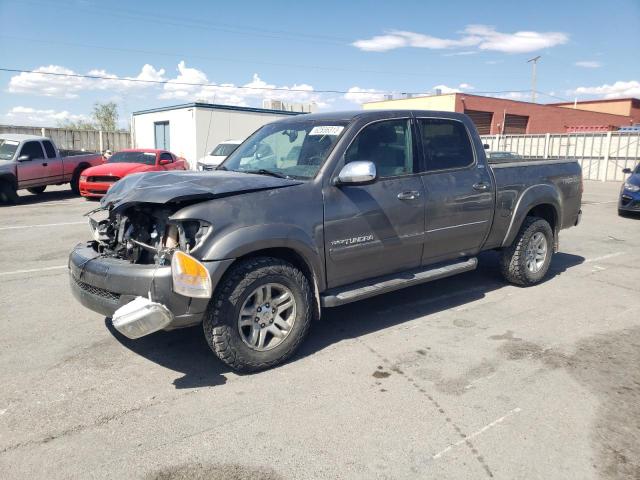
[417,119,474,172]
[42,140,56,158]
[20,141,45,161]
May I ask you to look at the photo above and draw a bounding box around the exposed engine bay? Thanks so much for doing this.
[86,204,210,265]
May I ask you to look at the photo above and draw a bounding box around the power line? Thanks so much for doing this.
[0,35,458,79]
[0,67,534,97]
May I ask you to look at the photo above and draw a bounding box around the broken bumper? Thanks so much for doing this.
[68,243,234,330]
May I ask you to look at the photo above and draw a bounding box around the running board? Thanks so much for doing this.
[320,258,478,308]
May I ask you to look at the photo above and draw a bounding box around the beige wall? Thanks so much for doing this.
[557,100,631,116]
[363,94,457,111]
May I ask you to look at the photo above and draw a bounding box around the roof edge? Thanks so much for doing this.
[132,102,304,116]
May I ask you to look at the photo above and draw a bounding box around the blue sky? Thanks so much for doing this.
[1,0,639,127]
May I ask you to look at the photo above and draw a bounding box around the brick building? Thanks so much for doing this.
[551,97,640,124]
[363,93,635,134]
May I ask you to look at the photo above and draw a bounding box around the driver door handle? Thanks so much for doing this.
[472,182,489,191]
[397,190,421,200]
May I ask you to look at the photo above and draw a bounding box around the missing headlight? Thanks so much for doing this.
[173,220,212,253]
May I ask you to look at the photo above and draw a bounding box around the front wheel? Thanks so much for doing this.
[0,181,19,204]
[500,216,553,286]
[203,257,313,372]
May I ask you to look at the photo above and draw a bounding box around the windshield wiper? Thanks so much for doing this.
[243,169,289,179]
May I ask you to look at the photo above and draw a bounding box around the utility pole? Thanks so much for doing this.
[527,55,541,103]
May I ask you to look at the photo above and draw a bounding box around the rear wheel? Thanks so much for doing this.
[27,186,46,195]
[0,181,18,204]
[203,257,313,372]
[500,216,553,286]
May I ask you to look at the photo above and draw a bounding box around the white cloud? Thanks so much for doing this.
[574,61,602,68]
[3,106,90,126]
[160,62,325,108]
[571,80,640,99]
[343,87,386,104]
[8,64,166,98]
[352,25,568,54]
[465,25,568,54]
[431,83,474,94]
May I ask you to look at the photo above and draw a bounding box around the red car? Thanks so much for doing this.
[79,149,186,198]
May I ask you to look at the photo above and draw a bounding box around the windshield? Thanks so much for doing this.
[221,121,347,179]
[107,151,156,165]
[0,139,20,161]
[210,143,240,157]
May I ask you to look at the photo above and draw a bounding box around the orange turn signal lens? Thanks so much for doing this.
[171,251,212,298]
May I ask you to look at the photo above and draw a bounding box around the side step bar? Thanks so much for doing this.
[320,257,478,308]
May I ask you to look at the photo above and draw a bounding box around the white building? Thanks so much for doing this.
[131,103,302,169]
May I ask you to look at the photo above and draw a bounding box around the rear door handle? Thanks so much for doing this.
[397,190,421,200]
[472,182,489,191]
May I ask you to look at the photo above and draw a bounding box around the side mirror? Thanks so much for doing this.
[622,168,632,174]
[159,159,171,165]
[335,161,377,185]
[17,154,30,162]
[483,144,490,150]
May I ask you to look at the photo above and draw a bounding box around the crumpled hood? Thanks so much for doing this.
[101,170,303,211]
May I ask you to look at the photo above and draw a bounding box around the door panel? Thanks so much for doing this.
[421,170,494,263]
[416,118,494,264]
[323,118,425,288]
[16,141,48,188]
[324,177,425,287]
[42,140,64,182]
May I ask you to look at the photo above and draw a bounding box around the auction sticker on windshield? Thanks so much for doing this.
[309,126,344,136]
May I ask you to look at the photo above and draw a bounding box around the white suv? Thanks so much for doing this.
[197,140,242,171]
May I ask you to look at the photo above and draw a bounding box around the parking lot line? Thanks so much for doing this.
[432,407,522,459]
[585,252,625,263]
[0,221,85,231]
[0,265,67,276]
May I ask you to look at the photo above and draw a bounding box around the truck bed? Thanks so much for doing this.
[483,159,583,249]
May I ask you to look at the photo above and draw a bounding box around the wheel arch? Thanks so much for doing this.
[201,225,325,318]
[502,185,561,248]
[0,173,18,190]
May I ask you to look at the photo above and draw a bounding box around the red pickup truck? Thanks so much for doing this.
[79,149,186,198]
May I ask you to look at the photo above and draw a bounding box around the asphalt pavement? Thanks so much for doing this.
[0,181,638,480]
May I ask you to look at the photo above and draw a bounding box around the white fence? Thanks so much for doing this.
[481,131,640,182]
[0,124,131,153]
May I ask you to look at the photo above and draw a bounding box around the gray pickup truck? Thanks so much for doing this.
[69,110,582,371]
[0,134,104,203]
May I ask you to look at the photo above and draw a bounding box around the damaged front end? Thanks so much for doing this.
[81,203,214,338]
[86,204,211,266]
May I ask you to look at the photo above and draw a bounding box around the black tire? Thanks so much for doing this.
[203,257,314,372]
[70,169,82,195]
[500,216,554,286]
[27,186,46,195]
[0,181,19,204]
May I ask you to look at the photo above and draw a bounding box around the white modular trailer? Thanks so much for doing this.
[131,103,301,169]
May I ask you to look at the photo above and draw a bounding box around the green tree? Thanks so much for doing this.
[92,101,119,131]
[57,102,120,131]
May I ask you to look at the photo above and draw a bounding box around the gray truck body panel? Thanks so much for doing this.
[69,110,582,328]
